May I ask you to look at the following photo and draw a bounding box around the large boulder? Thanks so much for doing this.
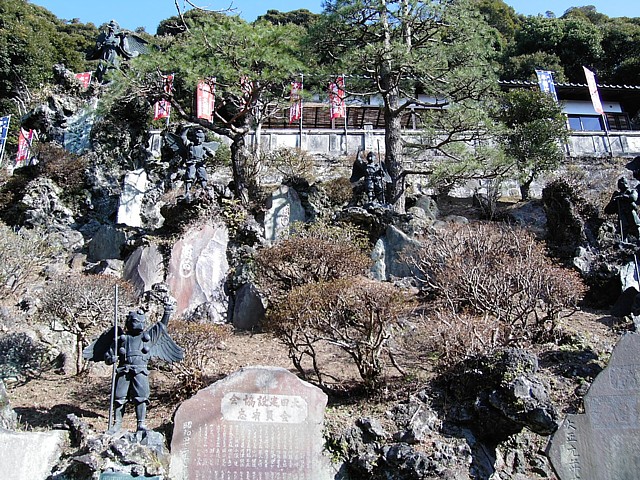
[441,349,558,443]
[123,244,165,296]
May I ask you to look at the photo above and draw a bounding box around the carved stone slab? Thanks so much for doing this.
[170,366,334,480]
[117,169,148,228]
[167,223,229,321]
[264,186,307,244]
[548,332,640,480]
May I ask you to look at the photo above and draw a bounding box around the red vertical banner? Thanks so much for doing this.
[16,129,34,165]
[289,81,303,124]
[583,66,604,115]
[154,74,174,121]
[197,78,216,121]
[75,72,92,89]
[329,76,345,119]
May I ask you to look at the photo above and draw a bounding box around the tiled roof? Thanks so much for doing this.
[499,79,640,90]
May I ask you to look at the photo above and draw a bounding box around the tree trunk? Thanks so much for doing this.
[230,135,250,205]
[520,175,533,201]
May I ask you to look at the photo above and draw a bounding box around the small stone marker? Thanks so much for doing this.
[170,366,334,480]
[548,332,640,480]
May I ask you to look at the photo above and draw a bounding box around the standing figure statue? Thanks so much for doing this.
[181,127,217,200]
[88,20,149,83]
[162,126,219,202]
[83,299,183,434]
[604,176,640,240]
[350,148,391,206]
[364,152,388,204]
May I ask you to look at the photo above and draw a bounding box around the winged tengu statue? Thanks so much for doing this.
[87,19,150,83]
[83,297,183,434]
[162,126,219,201]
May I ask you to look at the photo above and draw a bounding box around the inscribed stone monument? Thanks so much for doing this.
[170,366,334,480]
[264,186,307,244]
[547,332,640,480]
[166,223,229,321]
[117,169,149,227]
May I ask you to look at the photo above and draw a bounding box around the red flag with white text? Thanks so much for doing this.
[154,74,174,121]
[16,128,34,165]
[75,72,92,89]
[329,76,345,119]
[197,78,216,121]
[289,81,303,124]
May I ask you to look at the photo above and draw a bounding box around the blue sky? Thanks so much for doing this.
[29,0,640,33]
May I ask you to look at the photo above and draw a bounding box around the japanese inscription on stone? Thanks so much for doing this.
[170,366,333,480]
[548,332,640,480]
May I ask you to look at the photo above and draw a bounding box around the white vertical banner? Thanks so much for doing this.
[583,66,604,115]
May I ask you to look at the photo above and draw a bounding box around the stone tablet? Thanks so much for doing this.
[264,186,307,244]
[170,366,334,480]
[117,169,149,228]
[548,332,640,480]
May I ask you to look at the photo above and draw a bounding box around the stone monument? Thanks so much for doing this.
[166,223,229,321]
[547,332,640,479]
[170,366,334,480]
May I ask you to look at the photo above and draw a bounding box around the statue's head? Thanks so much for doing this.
[125,310,146,333]
[618,177,630,191]
[188,128,205,145]
[366,152,376,163]
[107,20,120,33]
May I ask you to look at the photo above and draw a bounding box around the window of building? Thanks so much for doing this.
[567,115,603,131]
[567,113,632,131]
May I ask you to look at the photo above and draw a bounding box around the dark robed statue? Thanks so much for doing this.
[604,176,640,240]
[350,148,391,205]
[83,300,183,433]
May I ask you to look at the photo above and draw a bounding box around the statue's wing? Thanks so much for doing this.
[625,156,640,172]
[203,141,219,153]
[162,131,187,159]
[149,328,184,363]
[83,326,122,362]
[86,32,108,60]
[350,158,367,183]
[122,33,151,57]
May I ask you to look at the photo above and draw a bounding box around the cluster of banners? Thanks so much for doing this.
[536,67,605,117]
